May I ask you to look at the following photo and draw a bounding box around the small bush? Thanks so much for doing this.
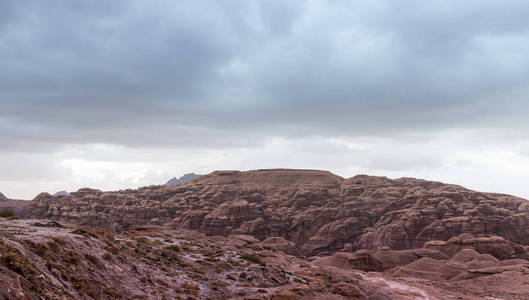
[0,248,38,276]
[52,236,65,246]
[106,285,123,298]
[161,245,181,260]
[182,282,200,297]
[63,251,80,265]
[163,245,180,252]
[0,209,15,218]
[72,276,101,299]
[240,253,264,265]
[84,254,102,268]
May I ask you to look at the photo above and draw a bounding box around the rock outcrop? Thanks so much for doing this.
[0,192,7,201]
[27,169,529,258]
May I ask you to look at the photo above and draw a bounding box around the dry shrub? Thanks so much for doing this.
[240,253,264,266]
[106,285,124,298]
[182,282,200,297]
[0,209,15,218]
[84,253,103,268]
[71,276,102,299]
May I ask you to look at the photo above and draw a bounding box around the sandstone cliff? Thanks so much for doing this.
[27,169,529,257]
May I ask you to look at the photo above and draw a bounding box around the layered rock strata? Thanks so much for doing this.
[28,169,529,257]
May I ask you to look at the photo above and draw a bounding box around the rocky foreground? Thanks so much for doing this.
[2,219,529,299]
[1,169,529,299]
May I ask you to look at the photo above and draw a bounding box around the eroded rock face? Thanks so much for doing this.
[423,234,529,260]
[27,169,529,256]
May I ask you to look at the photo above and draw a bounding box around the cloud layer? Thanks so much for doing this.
[2,1,529,199]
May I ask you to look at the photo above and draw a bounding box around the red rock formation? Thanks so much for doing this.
[27,169,529,258]
[8,169,529,299]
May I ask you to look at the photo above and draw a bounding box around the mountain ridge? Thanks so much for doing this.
[27,169,529,256]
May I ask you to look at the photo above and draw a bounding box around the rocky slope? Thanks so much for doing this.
[2,218,529,299]
[0,192,7,201]
[28,169,529,257]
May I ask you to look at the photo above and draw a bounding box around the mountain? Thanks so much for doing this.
[28,169,529,254]
[8,169,529,298]
[164,173,201,185]
[53,191,70,196]
[0,192,7,201]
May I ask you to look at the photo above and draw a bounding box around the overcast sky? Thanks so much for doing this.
[2,0,529,199]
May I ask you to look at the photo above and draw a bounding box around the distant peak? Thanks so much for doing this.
[53,191,70,196]
[164,173,201,186]
[0,192,7,201]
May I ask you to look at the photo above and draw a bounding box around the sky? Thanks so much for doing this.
[2,0,529,199]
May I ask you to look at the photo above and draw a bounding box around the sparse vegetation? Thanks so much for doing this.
[85,253,103,268]
[164,245,180,252]
[106,285,124,298]
[0,245,38,276]
[240,253,264,265]
[181,282,200,297]
[71,276,102,299]
[0,209,15,218]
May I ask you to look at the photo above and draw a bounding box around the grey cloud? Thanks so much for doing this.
[2,0,529,150]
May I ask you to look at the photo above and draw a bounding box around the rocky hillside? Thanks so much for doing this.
[0,192,7,201]
[28,169,529,257]
[2,218,529,299]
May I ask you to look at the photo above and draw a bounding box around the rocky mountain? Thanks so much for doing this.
[53,191,70,196]
[164,173,201,186]
[0,192,7,201]
[5,168,529,299]
[28,169,529,256]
